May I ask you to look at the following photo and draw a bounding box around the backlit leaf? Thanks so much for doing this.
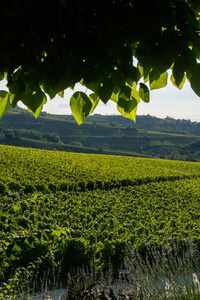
[52,230,61,237]
[150,71,168,90]
[97,78,114,104]
[0,91,15,118]
[117,98,138,122]
[13,243,22,252]
[89,93,99,114]
[137,64,143,78]
[170,74,186,90]
[41,83,57,99]
[110,86,120,103]
[58,90,64,98]
[125,66,141,86]
[190,64,200,96]
[137,63,151,82]
[172,55,187,87]
[70,91,92,125]
[119,86,132,102]
[24,238,30,246]
[21,88,47,118]
[0,72,5,81]
[117,88,140,122]
[143,65,151,83]
[131,86,140,102]
[84,81,99,94]
[111,69,125,87]
[139,83,150,103]
[11,205,20,212]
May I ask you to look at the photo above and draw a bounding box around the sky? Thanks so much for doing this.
[2,77,200,122]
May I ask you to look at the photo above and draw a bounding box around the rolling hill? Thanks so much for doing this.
[0,107,200,161]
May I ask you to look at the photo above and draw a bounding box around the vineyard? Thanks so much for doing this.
[1,145,200,283]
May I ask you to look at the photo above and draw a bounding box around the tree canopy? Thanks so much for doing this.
[1,0,200,124]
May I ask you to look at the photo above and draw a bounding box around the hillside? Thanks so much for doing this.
[0,107,200,161]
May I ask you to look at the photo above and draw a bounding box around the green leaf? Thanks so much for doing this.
[13,243,22,252]
[89,93,99,114]
[27,236,34,247]
[119,86,132,102]
[0,72,5,81]
[0,91,15,118]
[117,87,140,122]
[117,98,138,122]
[58,90,64,98]
[172,56,187,87]
[97,78,114,104]
[190,64,200,96]
[9,80,25,95]
[111,69,125,87]
[170,74,186,90]
[110,86,120,103]
[150,71,168,90]
[7,71,25,103]
[69,84,75,90]
[131,86,140,102]
[52,229,61,238]
[137,64,143,78]
[21,88,47,118]
[70,91,92,125]
[110,93,118,103]
[126,66,141,83]
[139,83,150,103]
[84,81,99,94]
[42,72,70,99]
[10,204,20,212]
[41,83,57,99]
[0,211,8,218]
[149,68,160,82]
[137,63,151,82]
[24,238,30,246]
[11,90,25,107]
[40,230,49,241]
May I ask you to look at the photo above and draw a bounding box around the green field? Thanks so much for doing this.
[1,145,200,281]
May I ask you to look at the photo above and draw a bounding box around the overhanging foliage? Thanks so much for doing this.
[0,0,200,123]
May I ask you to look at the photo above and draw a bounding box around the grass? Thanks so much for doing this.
[1,235,200,299]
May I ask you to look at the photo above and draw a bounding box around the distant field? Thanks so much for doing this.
[1,145,200,280]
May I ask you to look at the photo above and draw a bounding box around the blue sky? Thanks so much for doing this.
[1,78,200,122]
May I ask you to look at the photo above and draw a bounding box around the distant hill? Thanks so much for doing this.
[0,107,200,161]
[50,112,200,136]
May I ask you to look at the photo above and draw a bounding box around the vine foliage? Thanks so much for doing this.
[0,0,200,123]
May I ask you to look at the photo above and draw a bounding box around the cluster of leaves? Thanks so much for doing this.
[0,1,200,123]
